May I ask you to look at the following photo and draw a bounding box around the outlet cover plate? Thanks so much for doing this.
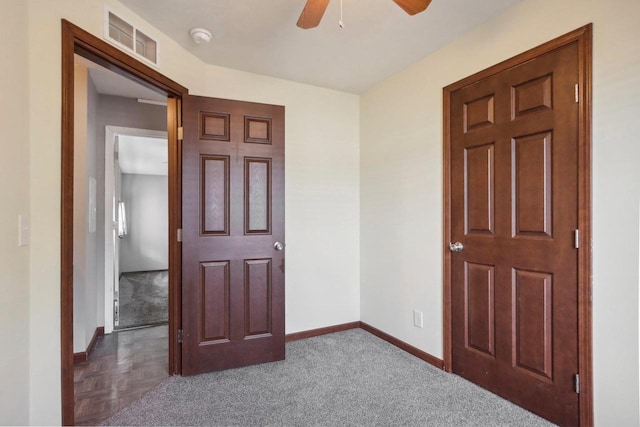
[413,309,424,328]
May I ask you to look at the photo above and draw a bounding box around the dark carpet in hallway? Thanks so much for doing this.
[104,328,554,426]
[116,270,168,329]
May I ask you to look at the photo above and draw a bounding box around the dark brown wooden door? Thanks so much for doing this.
[450,43,579,426]
[182,95,285,375]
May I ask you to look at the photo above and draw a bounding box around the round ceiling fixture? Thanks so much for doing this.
[190,27,212,44]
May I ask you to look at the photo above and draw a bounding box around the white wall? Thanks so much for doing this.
[24,0,360,423]
[119,173,169,273]
[0,1,30,424]
[360,0,640,425]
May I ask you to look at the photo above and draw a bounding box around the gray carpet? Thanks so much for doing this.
[104,329,554,426]
[116,271,168,330]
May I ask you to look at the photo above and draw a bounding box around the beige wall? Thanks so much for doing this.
[23,0,360,423]
[360,0,640,425]
[200,65,361,332]
[0,1,30,424]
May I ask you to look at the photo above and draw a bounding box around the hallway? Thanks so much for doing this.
[74,325,168,425]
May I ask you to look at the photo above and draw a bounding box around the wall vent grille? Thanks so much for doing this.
[104,9,159,67]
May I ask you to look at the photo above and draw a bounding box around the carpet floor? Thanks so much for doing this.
[104,329,554,426]
[116,271,168,330]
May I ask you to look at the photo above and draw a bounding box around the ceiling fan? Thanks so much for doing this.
[297,0,433,29]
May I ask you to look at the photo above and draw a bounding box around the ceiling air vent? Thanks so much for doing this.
[104,9,159,66]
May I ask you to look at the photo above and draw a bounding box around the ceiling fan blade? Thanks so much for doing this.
[393,0,432,15]
[297,0,331,29]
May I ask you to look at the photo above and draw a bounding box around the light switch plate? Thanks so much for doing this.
[19,214,30,247]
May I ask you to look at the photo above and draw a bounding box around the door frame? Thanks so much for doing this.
[61,20,187,425]
[442,25,593,426]
[103,126,168,334]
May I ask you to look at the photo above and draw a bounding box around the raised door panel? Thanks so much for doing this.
[512,131,553,239]
[512,269,553,381]
[465,262,496,358]
[511,74,553,119]
[201,112,230,141]
[200,261,230,343]
[201,156,229,235]
[245,158,271,235]
[464,143,495,235]
[244,259,272,337]
[464,95,495,133]
[245,116,272,144]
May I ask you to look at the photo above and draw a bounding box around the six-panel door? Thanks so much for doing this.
[450,43,580,426]
[182,96,285,375]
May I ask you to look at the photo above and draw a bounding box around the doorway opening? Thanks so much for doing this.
[104,126,169,333]
[72,53,170,425]
[61,20,186,425]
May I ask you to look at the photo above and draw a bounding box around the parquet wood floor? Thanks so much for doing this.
[74,325,169,425]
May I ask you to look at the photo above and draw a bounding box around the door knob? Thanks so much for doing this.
[449,241,464,252]
[274,242,285,251]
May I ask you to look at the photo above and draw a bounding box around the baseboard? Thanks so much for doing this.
[360,322,444,370]
[285,321,444,370]
[285,321,361,342]
[73,326,105,363]
[119,269,168,279]
[121,269,168,274]
[73,352,87,363]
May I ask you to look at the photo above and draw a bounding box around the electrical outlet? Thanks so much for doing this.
[413,309,424,328]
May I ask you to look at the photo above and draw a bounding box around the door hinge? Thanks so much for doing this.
[575,84,579,103]
[574,373,580,394]
[177,329,183,343]
[177,126,184,140]
[574,229,580,249]
[177,228,183,243]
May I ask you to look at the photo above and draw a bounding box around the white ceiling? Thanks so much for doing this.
[89,67,167,102]
[118,135,168,176]
[120,0,524,93]
[75,54,167,101]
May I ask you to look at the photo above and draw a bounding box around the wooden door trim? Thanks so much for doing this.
[61,19,187,426]
[442,25,593,426]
